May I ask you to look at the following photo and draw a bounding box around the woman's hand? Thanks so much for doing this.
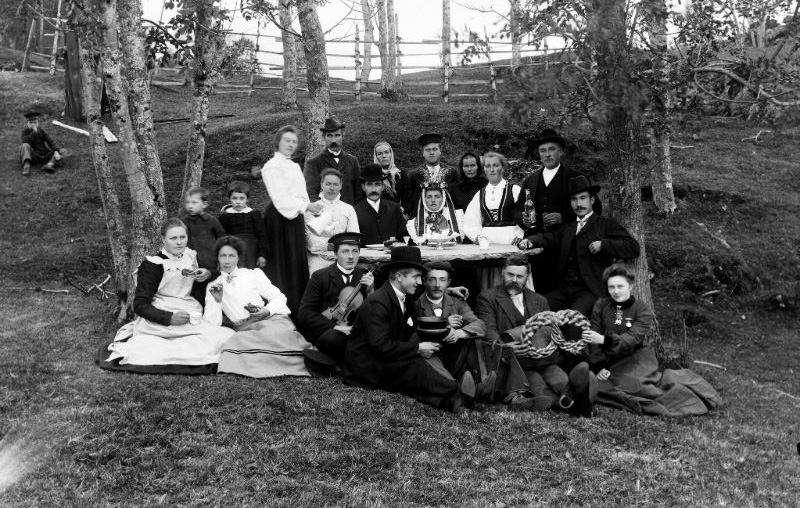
[170,311,190,326]
[194,268,211,282]
[306,201,324,216]
[582,330,605,344]
[597,368,611,381]
[249,306,271,320]
[256,256,266,268]
[209,283,224,303]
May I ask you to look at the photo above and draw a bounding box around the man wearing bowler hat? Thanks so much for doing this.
[518,176,640,319]
[297,232,375,370]
[405,133,459,217]
[354,163,407,245]
[515,129,587,293]
[344,247,477,414]
[19,111,64,176]
[303,115,361,205]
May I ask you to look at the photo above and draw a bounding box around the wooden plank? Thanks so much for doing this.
[52,120,88,137]
[102,125,118,143]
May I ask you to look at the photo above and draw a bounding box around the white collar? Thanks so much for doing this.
[226,206,253,214]
[543,164,560,173]
[426,295,444,305]
[390,282,407,303]
[368,198,381,209]
[426,163,441,171]
[320,193,341,204]
[274,151,292,160]
[328,149,342,157]
[161,248,183,260]
[487,179,507,190]
[336,263,354,275]
[577,211,594,223]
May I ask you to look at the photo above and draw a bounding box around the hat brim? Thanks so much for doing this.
[381,260,427,272]
[320,124,346,132]
[359,176,384,182]
[533,135,566,148]
[569,184,601,196]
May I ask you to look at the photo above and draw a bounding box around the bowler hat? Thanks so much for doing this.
[320,115,346,132]
[382,246,426,272]
[423,261,454,276]
[24,111,41,120]
[417,316,450,342]
[531,128,566,149]
[360,163,385,182]
[303,349,338,377]
[567,175,601,197]
[417,133,443,147]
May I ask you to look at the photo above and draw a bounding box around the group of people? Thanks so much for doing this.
[99,115,722,418]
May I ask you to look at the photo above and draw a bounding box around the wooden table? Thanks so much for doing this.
[320,244,534,291]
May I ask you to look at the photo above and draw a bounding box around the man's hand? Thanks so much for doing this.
[588,241,602,254]
[333,324,352,335]
[256,256,266,268]
[417,342,441,358]
[597,368,611,381]
[170,311,190,326]
[306,201,324,215]
[521,212,533,227]
[447,286,469,300]
[506,340,531,358]
[209,283,223,303]
[543,212,562,228]
[193,268,211,282]
[442,329,468,344]
[581,329,605,345]
[53,150,62,161]
[511,236,522,247]
[446,314,463,329]
[359,271,375,289]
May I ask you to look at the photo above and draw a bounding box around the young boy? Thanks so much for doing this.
[19,111,63,176]
[218,181,268,269]
[183,187,226,270]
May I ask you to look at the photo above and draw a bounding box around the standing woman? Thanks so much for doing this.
[463,151,525,245]
[261,125,324,314]
[373,140,410,212]
[450,152,487,212]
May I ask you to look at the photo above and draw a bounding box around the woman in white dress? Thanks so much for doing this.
[205,236,312,378]
[106,218,235,367]
[305,168,360,274]
[463,151,525,245]
[261,125,324,314]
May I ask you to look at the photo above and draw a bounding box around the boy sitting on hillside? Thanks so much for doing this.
[19,111,64,176]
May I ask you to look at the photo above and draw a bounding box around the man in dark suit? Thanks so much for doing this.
[405,133,460,217]
[354,163,407,245]
[518,176,640,319]
[303,116,361,205]
[344,247,476,413]
[515,129,585,293]
[297,232,375,364]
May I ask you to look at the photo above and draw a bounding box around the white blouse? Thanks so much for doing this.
[305,193,360,253]
[203,268,291,326]
[261,152,310,220]
[463,179,524,244]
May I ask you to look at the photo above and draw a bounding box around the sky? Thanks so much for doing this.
[141,0,546,79]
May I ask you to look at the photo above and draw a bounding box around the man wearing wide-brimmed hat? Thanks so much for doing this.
[515,129,587,293]
[353,163,407,245]
[344,247,477,414]
[297,232,375,369]
[19,111,64,176]
[405,133,460,218]
[303,115,361,205]
[518,176,640,319]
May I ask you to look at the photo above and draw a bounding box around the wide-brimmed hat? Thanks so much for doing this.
[24,111,41,120]
[417,316,450,342]
[417,133,443,147]
[531,128,566,149]
[382,246,426,272]
[360,163,385,182]
[567,175,601,197]
[320,115,346,132]
[329,232,365,249]
[423,261,454,276]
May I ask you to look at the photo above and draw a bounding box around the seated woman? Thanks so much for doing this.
[105,218,235,369]
[374,140,410,212]
[450,152,487,212]
[205,236,313,378]
[581,264,723,416]
[463,151,525,245]
[305,168,360,274]
[406,183,464,245]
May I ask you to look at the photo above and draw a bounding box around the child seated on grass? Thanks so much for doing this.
[218,181,268,269]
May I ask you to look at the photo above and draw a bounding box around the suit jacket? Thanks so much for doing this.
[526,213,640,298]
[344,282,420,388]
[21,127,60,157]
[405,163,459,217]
[415,293,487,338]
[354,199,407,245]
[475,285,550,343]
[304,150,361,205]
[514,165,583,234]
[297,262,369,342]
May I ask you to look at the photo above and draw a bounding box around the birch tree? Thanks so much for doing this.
[278,0,298,107]
[384,0,399,98]
[374,0,389,88]
[360,0,374,83]
[296,0,330,153]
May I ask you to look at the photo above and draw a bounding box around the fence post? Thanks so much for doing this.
[49,0,63,75]
[354,25,362,103]
[249,22,260,96]
[485,27,497,103]
[22,10,37,71]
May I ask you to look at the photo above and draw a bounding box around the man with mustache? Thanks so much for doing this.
[405,133,459,217]
[354,163,407,245]
[303,116,361,205]
[518,176,640,320]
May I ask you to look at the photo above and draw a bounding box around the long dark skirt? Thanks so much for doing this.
[263,204,309,315]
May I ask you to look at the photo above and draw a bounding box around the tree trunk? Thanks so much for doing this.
[49,0,63,75]
[360,0,374,83]
[644,0,677,213]
[509,0,522,70]
[442,0,450,103]
[278,0,298,107]
[99,0,164,315]
[383,0,398,99]
[118,0,165,208]
[77,29,130,321]
[296,0,330,154]
[22,15,37,71]
[374,0,389,90]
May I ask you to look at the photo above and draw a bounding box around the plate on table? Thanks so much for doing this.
[423,241,457,249]
[365,244,387,250]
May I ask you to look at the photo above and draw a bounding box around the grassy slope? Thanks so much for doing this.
[1,71,799,507]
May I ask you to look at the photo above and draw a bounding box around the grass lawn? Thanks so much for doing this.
[1,70,799,507]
